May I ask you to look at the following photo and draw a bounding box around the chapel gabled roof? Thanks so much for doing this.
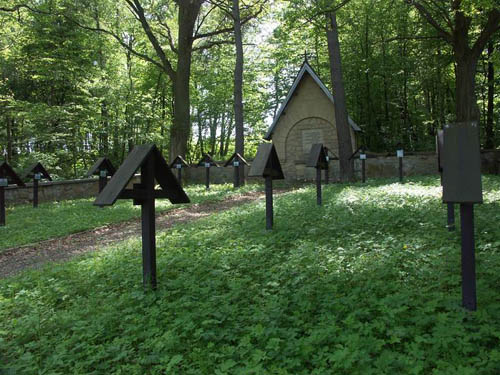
[264,61,361,140]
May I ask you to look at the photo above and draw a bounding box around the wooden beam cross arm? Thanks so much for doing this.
[406,0,453,43]
[127,0,176,81]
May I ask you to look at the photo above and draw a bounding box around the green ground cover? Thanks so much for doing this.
[0,183,263,252]
[1,176,499,374]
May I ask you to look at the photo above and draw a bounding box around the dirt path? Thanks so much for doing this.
[0,191,271,279]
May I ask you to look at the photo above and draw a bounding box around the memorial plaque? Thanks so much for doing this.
[397,149,404,158]
[176,164,182,169]
[302,129,323,156]
[360,154,366,160]
[442,124,482,203]
[205,162,210,168]
[0,179,7,187]
[233,161,239,167]
[99,170,107,178]
[34,173,41,180]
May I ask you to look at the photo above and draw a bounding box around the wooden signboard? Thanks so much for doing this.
[0,162,25,226]
[442,123,483,311]
[436,130,455,231]
[248,144,284,230]
[196,154,219,190]
[170,155,189,188]
[94,144,189,289]
[224,153,249,188]
[87,157,116,193]
[21,162,52,208]
[306,144,328,205]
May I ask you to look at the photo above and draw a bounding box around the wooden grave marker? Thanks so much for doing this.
[350,145,375,183]
[170,155,189,187]
[396,142,404,183]
[224,153,249,188]
[21,162,52,208]
[94,144,189,289]
[306,144,328,205]
[442,122,483,311]
[87,157,116,193]
[437,130,455,231]
[323,146,338,184]
[248,144,284,230]
[0,162,25,226]
[196,154,219,190]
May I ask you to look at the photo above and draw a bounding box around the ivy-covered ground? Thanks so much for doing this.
[1,176,499,374]
[0,183,264,252]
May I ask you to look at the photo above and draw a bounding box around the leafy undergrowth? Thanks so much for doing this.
[1,176,499,374]
[0,183,267,251]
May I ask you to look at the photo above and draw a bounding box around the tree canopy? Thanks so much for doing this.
[1,0,498,178]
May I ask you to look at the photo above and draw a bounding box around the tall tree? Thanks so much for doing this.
[408,1,499,124]
[326,10,354,181]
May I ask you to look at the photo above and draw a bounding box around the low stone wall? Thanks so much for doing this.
[5,176,141,206]
[5,150,498,205]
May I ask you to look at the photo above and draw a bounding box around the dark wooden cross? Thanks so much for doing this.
[94,145,189,289]
[307,144,328,206]
[323,146,338,185]
[442,122,483,311]
[224,153,249,188]
[437,130,455,231]
[349,146,371,183]
[170,155,189,188]
[0,162,25,226]
[87,157,116,193]
[197,154,219,190]
[248,144,284,230]
[21,162,52,208]
[396,143,404,183]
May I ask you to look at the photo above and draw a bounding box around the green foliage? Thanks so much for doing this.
[1,176,499,373]
[0,183,262,251]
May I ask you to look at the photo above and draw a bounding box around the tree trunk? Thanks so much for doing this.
[169,0,202,160]
[232,0,245,183]
[326,12,354,181]
[485,42,495,148]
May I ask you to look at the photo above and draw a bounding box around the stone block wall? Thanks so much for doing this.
[4,151,498,205]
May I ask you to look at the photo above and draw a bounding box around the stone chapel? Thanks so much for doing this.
[264,61,361,180]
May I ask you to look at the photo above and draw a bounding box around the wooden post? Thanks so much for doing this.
[141,158,157,290]
[234,164,240,188]
[316,168,322,206]
[98,171,107,193]
[177,167,182,187]
[324,167,329,185]
[33,177,39,208]
[362,159,366,183]
[447,203,455,231]
[0,186,5,227]
[460,203,476,311]
[265,176,273,230]
[205,165,210,190]
[399,157,403,183]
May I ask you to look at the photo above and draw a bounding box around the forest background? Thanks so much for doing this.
[0,0,498,179]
